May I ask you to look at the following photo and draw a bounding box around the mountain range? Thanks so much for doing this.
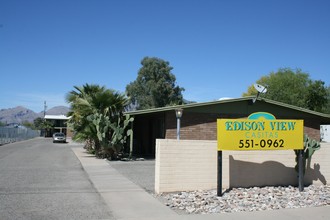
[0,106,70,124]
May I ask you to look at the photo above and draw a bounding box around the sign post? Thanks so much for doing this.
[298,150,304,191]
[217,151,222,196]
[217,112,304,196]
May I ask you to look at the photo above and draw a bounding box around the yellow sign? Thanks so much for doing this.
[217,112,303,151]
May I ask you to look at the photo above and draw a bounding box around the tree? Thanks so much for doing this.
[33,117,44,130]
[22,121,36,130]
[126,57,185,110]
[29,117,55,136]
[321,85,330,114]
[305,80,328,112]
[66,83,133,158]
[243,68,328,112]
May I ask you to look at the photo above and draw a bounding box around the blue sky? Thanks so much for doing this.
[1,0,329,113]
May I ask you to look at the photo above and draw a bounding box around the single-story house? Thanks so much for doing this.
[125,97,330,157]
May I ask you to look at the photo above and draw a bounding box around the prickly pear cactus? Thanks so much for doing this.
[87,112,111,147]
[304,134,321,159]
[294,134,321,173]
[109,114,134,147]
[87,113,134,159]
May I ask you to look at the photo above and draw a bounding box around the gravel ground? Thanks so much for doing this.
[108,160,330,215]
[158,185,330,214]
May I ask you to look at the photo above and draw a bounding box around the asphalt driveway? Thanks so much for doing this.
[0,138,114,220]
[107,159,155,193]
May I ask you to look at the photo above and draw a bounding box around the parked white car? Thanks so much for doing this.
[52,132,66,143]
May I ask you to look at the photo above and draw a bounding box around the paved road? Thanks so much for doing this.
[0,138,114,220]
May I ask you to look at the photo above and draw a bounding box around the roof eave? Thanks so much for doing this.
[125,97,330,120]
[124,97,253,116]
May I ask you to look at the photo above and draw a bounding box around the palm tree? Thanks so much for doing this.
[66,84,130,157]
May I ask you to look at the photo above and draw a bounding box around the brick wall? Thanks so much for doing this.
[165,112,228,140]
[165,112,321,141]
[155,139,330,194]
[304,119,321,140]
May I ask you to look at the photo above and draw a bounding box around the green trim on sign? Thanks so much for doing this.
[248,112,276,120]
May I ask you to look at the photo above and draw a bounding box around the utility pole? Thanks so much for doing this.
[43,101,47,118]
[42,101,47,137]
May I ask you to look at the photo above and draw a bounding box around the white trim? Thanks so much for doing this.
[44,115,70,120]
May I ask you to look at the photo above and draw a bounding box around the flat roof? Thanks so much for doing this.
[44,115,71,120]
